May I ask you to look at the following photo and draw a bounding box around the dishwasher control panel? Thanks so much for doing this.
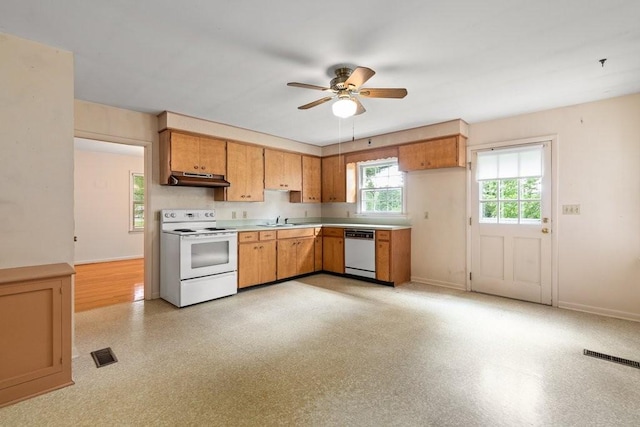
[344,229,375,239]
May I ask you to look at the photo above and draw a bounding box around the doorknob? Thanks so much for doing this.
[541,228,550,234]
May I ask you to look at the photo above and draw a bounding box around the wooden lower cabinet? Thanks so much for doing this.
[375,229,411,285]
[237,226,410,288]
[314,228,323,271]
[322,228,345,274]
[237,232,276,288]
[277,237,314,280]
[276,228,315,280]
[0,263,74,408]
[376,239,391,281]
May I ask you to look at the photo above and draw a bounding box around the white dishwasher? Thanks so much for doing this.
[344,229,376,279]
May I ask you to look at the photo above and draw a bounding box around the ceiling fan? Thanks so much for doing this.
[287,66,408,118]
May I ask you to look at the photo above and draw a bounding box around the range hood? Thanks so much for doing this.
[168,172,230,188]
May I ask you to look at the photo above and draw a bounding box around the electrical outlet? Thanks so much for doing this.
[242,211,247,219]
[562,204,581,215]
[424,211,429,219]
[346,211,350,218]
[231,211,236,219]
[304,210,308,217]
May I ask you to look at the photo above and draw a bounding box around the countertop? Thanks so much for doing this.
[234,223,411,232]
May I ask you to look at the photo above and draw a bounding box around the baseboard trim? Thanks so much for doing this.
[74,255,143,265]
[558,301,640,323]
[411,276,466,291]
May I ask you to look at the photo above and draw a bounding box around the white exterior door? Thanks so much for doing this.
[470,142,552,304]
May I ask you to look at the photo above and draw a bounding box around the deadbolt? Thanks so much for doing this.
[541,228,549,234]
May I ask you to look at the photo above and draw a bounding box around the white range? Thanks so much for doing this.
[160,209,238,307]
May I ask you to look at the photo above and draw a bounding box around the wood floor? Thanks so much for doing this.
[74,258,144,312]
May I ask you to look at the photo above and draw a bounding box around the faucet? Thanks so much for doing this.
[275,215,280,225]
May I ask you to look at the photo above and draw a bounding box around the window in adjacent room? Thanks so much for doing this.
[130,172,144,231]
[357,159,405,215]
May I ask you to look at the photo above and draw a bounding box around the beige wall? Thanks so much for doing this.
[7,31,638,321]
[470,93,640,320]
[0,33,74,269]
[74,148,144,263]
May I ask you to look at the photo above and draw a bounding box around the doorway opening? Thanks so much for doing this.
[73,138,146,311]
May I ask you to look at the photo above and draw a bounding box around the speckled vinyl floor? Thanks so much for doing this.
[3,275,640,426]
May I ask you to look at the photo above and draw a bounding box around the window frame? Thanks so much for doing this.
[356,158,407,217]
[130,171,144,232]
[476,143,543,225]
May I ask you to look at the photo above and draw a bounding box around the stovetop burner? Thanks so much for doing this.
[174,228,195,232]
[204,227,226,231]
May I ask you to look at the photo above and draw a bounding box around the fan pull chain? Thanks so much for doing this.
[338,117,344,168]
[352,119,356,142]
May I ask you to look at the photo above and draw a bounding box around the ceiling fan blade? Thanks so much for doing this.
[298,96,334,110]
[353,97,366,116]
[344,67,375,90]
[358,88,408,98]
[287,82,331,91]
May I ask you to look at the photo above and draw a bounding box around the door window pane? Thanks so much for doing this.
[481,202,498,222]
[500,201,519,222]
[499,179,518,200]
[480,180,498,200]
[521,201,541,221]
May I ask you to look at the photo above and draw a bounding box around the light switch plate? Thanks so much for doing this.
[562,204,580,215]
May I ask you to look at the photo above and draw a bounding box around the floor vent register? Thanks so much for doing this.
[91,347,118,368]
[583,349,640,369]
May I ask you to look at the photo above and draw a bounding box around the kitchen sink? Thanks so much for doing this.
[258,224,295,228]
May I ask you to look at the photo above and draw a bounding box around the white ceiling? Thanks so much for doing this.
[2,1,639,146]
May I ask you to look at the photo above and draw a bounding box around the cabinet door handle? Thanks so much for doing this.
[201,166,206,170]
[194,165,199,169]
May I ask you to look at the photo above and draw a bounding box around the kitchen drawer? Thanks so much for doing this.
[322,227,344,237]
[277,228,314,239]
[238,232,258,243]
[376,230,391,241]
[259,231,276,241]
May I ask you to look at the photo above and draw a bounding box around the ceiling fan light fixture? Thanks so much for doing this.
[332,98,357,118]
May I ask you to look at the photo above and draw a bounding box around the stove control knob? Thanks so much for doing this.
[170,213,176,218]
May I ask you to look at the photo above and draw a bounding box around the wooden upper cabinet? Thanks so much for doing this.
[264,149,302,191]
[198,138,226,175]
[321,155,347,202]
[167,131,226,174]
[214,141,264,202]
[398,135,466,171]
[291,155,321,203]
